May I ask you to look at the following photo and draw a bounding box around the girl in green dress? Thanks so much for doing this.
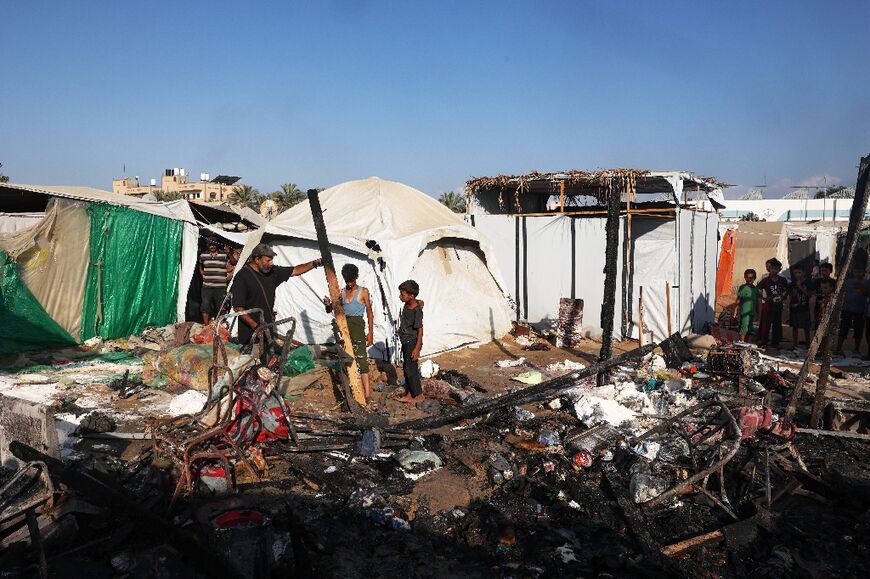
[735,269,760,342]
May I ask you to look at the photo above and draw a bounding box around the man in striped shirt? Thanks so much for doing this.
[199,240,228,324]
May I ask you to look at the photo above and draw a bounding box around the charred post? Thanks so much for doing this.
[598,176,622,386]
[307,189,367,408]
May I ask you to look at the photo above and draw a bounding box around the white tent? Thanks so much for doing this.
[237,177,512,359]
[468,170,722,342]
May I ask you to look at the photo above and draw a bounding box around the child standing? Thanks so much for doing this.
[788,265,813,349]
[757,258,789,350]
[817,278,835,355]
[323,264,375,402]
[835,267,868,357]
[734,269,759,342]
[396,280,424,404]
[814,262,834,328]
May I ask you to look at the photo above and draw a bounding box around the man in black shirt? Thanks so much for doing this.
[230,243,322,347]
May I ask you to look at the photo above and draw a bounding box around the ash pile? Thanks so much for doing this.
[1,335,869,579]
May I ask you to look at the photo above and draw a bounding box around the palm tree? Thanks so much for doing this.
[230,184,262,210]
[270,183,306,211]
[438,191,465,213]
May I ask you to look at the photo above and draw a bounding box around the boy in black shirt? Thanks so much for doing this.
[757,258,789,350]
[395,280,424,404]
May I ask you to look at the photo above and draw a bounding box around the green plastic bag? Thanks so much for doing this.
[283,346,315,377]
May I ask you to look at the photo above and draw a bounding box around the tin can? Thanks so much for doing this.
[573,450,593,468]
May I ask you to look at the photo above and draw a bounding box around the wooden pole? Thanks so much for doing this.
[559,180,566,213]
[623,177,633,337]
[638,286,645,346]
[783,155,870,430]
[307,190,367,407]
[665,281,673,336]
[598,177,622,386]
[661,530,724,557]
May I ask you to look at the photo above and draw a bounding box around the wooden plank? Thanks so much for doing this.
[306,190,367,407]
[661,529,724,557]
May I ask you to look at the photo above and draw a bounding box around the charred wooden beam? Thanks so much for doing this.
[307,189,367,408]
[392,342,656,431]
[598,177,622,386]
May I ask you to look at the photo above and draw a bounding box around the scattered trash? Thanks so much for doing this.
[167,389,208,417]
[538,429,560,446]
[496,357,526,368]
[512,371,543,385]
[513,407,535,421]
[545,359,586,375]
[629,473,670,504]
[359,428,382,458]
[419,359,440,379]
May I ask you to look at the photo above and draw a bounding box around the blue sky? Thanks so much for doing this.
[1,1,868,199]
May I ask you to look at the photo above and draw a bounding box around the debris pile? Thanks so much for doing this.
[1,335,869,577]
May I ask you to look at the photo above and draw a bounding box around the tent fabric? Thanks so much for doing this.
[473,213,625,338]
[628,218,677,342]
[0,199,90,340]
[0,213,44,234]
[2,183,199,223]
[0,250,76,354]
[237,177,512,358]
[729,222,788,290]
[80,205,183,341]
[472,205,719,341]
[716,229,736,300]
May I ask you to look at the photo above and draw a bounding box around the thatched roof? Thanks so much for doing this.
[466,169,727,198]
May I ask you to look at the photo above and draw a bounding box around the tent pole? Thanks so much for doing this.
[306,189,367,408]
[638,286,645,345]
[666,281,673,336]
[515,216,521,321]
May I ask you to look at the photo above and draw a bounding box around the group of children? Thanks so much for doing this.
[324,264,425,409]
[734,258,848,353]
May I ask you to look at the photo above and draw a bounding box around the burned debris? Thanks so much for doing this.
[1,329,869,578]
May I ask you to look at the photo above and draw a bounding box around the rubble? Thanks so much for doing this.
[1,330,870,578]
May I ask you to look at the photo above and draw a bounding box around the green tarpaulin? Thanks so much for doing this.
[81,205,182,341]
[0,251,76,354]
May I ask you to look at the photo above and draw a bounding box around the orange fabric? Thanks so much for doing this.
[716,230,736,299]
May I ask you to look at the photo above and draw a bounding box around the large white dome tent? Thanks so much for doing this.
[236,177,512,359]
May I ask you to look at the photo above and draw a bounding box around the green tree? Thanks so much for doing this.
[739,211,762,222]
[270,183,306,211]
[438,191,465,213]
[0,162,9,183]
[152,189,182,201]
[229,184,262,210]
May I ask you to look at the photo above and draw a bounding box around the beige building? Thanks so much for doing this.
[112,169,240,202]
